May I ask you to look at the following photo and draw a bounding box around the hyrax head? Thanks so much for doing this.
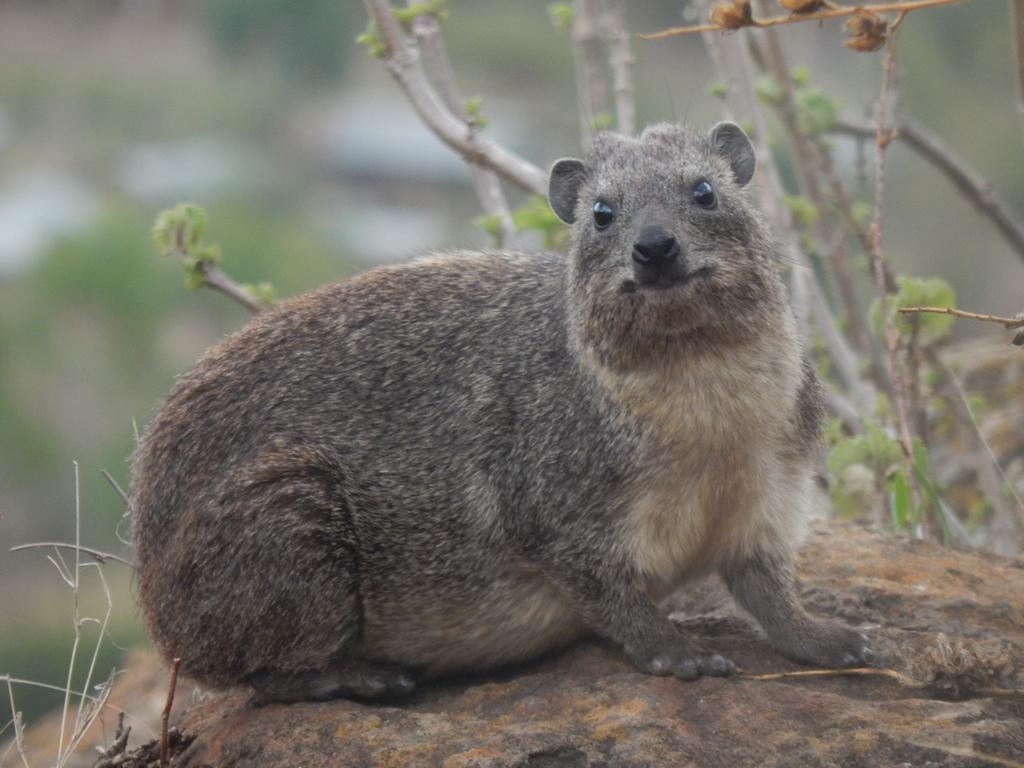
[549,122,781,364]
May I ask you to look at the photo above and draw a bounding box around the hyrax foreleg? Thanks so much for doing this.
[722,554,873,667]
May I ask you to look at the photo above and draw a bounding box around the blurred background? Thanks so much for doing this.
[1,0,1021,728]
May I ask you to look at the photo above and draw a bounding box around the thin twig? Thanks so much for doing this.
[56,462,83,762]
[197,263,266,315]
[363,0,547,196]
[571,0,610,145]
[10,542,134,568]
[159,659,182,768]
[63,567,114,761]
[641,0,965,38]
[869,17,909,445]
[746,26,876,358]
[94,712,131,764]
[833,116,1024,264]
[866,15,929,533]
[898,306,1024,329]
[405,2,519,247]
[907,315,927,441]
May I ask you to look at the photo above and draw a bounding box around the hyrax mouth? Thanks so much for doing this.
[622,265,713,294]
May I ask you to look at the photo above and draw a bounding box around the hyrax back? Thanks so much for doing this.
[132,122,871,703]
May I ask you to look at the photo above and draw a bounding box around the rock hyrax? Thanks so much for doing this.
[132,122,872,703]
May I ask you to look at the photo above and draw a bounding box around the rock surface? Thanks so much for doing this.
[7,519,1024,767]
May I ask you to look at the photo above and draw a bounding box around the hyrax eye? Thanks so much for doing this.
[692,181,717,209]
[592,200,615,230]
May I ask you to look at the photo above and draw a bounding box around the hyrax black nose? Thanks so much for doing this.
[632,227,680,270]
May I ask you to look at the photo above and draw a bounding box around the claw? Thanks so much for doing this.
[674,658,700,680]
[706,654,735,676]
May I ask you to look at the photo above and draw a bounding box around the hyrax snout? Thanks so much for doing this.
[131,121,872,704]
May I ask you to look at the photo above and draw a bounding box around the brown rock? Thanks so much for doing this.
[8,520,1024,767]
[169,521,1024,767]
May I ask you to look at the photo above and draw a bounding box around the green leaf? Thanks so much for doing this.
[783,195,820,229]
[790,66,811,87]
[152,202,207,256]
[464,96,488,129]
[887,467,911,530]
[831,463,875,519]
[195,243,222,266]
[182,257,205,291]
[851,201,873,227]
[512,196,568,249]
[546,2,574,31]
[707,82,727,99]
[356,21,388,58]
[591,112,614,131]
[475,213,502,242]
[870,275,957,343]
[912,438,952,543]
[863,421,903,474]
[392,0,448,24]
[824,417,846,447]
[795,89,839,135]
[754,76,785,105]
[243,281,278,306]
[827,434,870,477]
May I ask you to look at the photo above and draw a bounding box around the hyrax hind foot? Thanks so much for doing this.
[248,658,416,705]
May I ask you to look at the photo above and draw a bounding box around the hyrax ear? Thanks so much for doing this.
[548,158,588,224]
[709,121,756,187]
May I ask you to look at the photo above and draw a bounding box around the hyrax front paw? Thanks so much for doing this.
[626,641,736,681]
[776,620,874,669]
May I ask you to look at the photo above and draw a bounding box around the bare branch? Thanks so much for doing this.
[10,542,134,568]
[864,15,937,537]
[198,263,266,314]
[363,0,547,196]
[897,306,1024,329]
[572,0,611,144]
[405,3,519,246]
[833,116,1024,264]
[603,0,636,135]
[641,0,966,38]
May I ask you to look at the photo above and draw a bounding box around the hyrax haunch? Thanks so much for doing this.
[132,122,872,703]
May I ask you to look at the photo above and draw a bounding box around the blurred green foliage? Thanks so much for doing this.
[869,275,957,342]
[200,0,359,84]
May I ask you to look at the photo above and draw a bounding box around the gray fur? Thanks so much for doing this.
[131,122,870,702]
